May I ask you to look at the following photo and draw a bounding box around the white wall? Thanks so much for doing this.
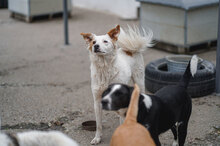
[72,0,140,19]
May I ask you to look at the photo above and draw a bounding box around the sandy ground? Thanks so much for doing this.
[0,7,220,146]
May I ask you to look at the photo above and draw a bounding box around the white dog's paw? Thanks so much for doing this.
[90,137,101,145]
[172,140,178,146]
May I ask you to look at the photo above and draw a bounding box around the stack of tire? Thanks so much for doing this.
[145,58,216,98]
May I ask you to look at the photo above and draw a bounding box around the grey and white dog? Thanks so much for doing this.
[0,130,78,146]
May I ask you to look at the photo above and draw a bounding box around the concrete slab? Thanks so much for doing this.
[0,7,219,146]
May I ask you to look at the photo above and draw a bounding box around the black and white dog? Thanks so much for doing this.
[101,55,198,146]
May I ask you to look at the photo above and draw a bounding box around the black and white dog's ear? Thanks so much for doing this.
[128,86,134,98]
[102,88,110,98]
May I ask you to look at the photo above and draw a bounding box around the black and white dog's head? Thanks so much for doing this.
[101,83,134,111]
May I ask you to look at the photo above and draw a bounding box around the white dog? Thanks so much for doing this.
[0,130,78,146]
[81,25,153,144]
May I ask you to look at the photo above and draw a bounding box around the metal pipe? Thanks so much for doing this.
[216,2,220,94]
[63,0,69,45]
[184,10,188,47]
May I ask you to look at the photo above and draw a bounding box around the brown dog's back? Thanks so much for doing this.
[110,84,155,146]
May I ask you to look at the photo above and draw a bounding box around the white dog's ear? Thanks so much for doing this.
[107,25,120,41]
[80,33,94,44]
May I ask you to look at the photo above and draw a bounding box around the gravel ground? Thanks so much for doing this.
[0,7,220,146]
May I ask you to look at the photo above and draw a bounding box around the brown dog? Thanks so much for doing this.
[110,84,155,146]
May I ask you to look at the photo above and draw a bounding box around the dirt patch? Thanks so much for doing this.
[1,122,63,131]
[0,82,66,88]
[207,126,220,141]
[1,111,82,131]
[188,125,220,145]
[216,104,220,108]
[193,97,216,107]
[0,70,9,76]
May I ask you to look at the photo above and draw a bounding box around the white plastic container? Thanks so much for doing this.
[138,0,218,53]
[9,0,72,21]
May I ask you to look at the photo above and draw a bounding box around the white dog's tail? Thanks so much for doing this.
[118,25,153,54]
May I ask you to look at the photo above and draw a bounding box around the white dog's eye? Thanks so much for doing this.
[104,40,108,43]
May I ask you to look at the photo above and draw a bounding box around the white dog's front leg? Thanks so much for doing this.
[132,70,145,93]
[91,97,102,145]
[119,116,125,125]
[117,108,127,125]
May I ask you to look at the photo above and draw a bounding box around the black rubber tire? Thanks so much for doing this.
[145,58,216,98]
